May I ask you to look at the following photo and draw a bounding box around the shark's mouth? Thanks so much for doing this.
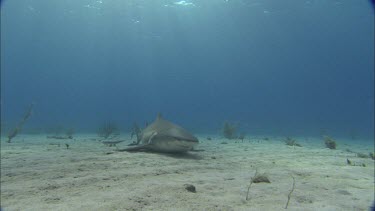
[150,136,198,152]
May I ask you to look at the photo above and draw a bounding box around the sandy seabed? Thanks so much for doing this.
[1,134,374,211]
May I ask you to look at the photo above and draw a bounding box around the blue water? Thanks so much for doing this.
[1,0,374,139]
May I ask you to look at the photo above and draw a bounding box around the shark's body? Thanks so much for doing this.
[119,114,198,153]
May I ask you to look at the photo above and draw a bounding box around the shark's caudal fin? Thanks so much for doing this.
[156,112,162,120]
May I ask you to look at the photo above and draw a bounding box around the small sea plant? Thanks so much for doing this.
[222,121,237,139]
[238,132,245,142]
[369,152,375,160]
[245,169,271,201]
[324,136,336,149]
[284,137,302,147]
[130,122,142,143]
[356,152,370,158]
[65,128,75,139]
[97,122,119,139]
[252,173,271,183]
[346,158,352,165]
[345,148,354,153]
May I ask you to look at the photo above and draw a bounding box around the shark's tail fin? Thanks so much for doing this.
[156,112,162,120]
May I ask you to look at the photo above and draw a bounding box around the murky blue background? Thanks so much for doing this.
[1,0,374,139]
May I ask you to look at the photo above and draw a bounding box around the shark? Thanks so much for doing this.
[118,114,199,153]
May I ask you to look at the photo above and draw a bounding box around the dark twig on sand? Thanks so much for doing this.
[285,176,296,209]
[7,103,34,143]
[47,135,72,140]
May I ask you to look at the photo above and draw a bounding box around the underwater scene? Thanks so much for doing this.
[1,0,374,210]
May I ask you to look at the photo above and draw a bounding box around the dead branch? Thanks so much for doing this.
[285,176,296,209]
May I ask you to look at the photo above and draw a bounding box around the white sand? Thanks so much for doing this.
[1,134,374,211]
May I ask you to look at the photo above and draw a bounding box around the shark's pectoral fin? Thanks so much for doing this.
[116,145,150,152]
[148,132,158,144]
